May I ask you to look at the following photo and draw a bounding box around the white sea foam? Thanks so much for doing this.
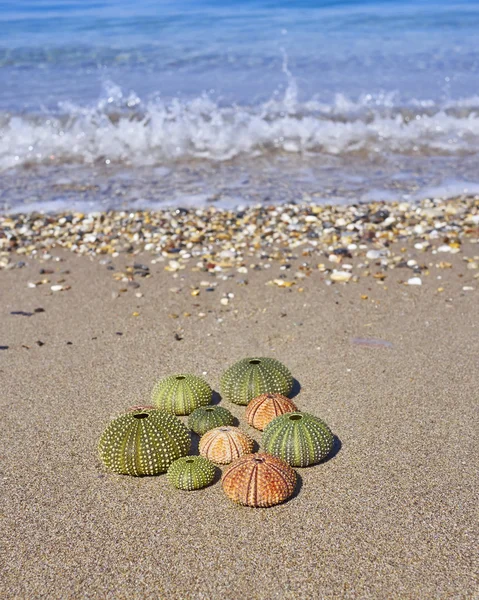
[1,81,479,171]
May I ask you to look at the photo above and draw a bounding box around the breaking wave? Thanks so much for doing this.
[1,80,479,171]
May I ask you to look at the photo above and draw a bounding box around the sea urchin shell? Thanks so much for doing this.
[220,357,293,406]
[245,393,298,431]
[151,374,212,415]
[167,456,216,490]
[262,412,334,467]
[222,453,297,507]
[98,409,190,476]
[188,405,235,436]
[199,426,254,464]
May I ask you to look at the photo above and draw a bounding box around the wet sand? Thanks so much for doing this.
[1,200,478,599]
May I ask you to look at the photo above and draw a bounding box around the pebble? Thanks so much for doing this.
[51,285,63,292]
[271,279,295,287]
[167,260,181,271]
[406,277,422,286]
[330,271,352,283]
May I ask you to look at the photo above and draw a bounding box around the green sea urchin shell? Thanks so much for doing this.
[188,405,235,436]
[262,412,334,467]
[167,456,216,490]
[152,374,212,415]
[98,409,190,476]
[220,357,293,406]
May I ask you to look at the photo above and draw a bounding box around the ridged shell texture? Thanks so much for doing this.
[262,412,334,467]
[151,374,212,415]
[188,405,235,436]
[245,393,298,431]
[222,453,297,507]
[167,456,216,490]
[220,357,294,406]
[98,410,191,476]
[199,426,254,464]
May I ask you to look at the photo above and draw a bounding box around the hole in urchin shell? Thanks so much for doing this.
[289,414,303,421]
[205,407,215,412]
[219,427,230,432]
[133,413,149,419]
[176,375,186,380]
[249,359,261,365]
[185,458,195,463]
[253,457,265,463]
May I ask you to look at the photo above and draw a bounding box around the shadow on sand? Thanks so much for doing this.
[290,378,301,399]
[320,434,342,465]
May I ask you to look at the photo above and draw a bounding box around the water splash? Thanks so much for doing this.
[1,78,479,172]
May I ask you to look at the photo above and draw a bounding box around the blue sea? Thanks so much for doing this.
[1,0,479,212]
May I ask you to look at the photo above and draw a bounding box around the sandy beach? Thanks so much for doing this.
[1,198,478,599]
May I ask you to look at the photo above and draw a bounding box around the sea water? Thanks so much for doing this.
[1,0,479,212]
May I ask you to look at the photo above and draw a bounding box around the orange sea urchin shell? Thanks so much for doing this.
[222,453,297,507]
[199,426,254,464]
[245,393,298,431]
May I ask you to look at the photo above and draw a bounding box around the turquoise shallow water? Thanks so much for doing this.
[1,0,479,211]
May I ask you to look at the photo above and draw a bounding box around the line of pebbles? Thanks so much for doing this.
[1,198,478,290]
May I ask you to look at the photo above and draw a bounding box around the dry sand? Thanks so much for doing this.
[1,239,478,599]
